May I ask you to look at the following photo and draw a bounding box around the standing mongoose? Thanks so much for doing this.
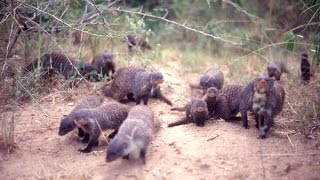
[102,67,165,105]
[301,53,311,84]
[106,105,158,164]
[239,76,285,138]
[127,35,152,52]
[169,99,209,127]
[58,95,104,140]
[67,102,129,153]
[267,59,287,81]
[252,80,285,138]
[190,68,224,94]
[205,85,244,120]
[91,52,115,77]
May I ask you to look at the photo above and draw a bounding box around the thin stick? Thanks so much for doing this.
[286,134,294,147]
[206,135,219,142]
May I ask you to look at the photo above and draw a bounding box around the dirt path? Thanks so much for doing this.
[1,63,320,180]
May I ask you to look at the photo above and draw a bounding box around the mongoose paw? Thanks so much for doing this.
[78,148,91,153]
[122,154,130,160]
[244,125,250,129]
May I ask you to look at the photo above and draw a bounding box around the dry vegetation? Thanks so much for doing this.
[0,0,320,179]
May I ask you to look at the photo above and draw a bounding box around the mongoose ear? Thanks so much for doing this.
[74,119,88,126]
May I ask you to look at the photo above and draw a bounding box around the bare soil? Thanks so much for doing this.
[1,63,320,180]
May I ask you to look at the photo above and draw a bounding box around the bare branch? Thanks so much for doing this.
[113,8,242,45]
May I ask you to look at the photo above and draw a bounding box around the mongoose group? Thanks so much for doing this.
[46,38,313,164]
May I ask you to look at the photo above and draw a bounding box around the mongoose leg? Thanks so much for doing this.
[241,110,249,129]
[79,135,99,153]
[122,154,130,160]
[140,149,146,164]
[135,97,142,105]
[127,93,135,101]
[78,128,85,138]
[142,96,149,105]
[82,133,90,143]
[108,129,118,139]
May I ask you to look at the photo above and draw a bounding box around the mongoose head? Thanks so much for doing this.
[58,115,77,136]
[267,63,281,81]
[254,77,274,94]
[106,136,129,162]
[102,53,114,64]
[150,71,164,85]
[205,87,218,98]
[301,53,308,60]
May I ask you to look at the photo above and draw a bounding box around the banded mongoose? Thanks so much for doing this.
[169,99,209,127]
[103,67,165,105]
[127,35,152,52]
[91,52,115,77]
[58,95,104,140]
[106,105,157,164]
[300,53,311,84]
[267,59,287,81]
[239,76,285,138]
[190,68,224,94]
[68,102,129,153]
[25,52,95,80]
[253,80,285,138]
[205,85,244,120]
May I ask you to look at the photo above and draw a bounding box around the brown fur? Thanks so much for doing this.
[169,99,209,127]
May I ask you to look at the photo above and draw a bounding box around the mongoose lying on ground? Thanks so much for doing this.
[106,105,157,164]
[190,68,224,94]
[65,102,129,153]
[267,59,287,81]
[25,52,94,80]
[240,76,285,138]
[169,99,209,127]
[127,35,152,52]
[204,85,244,120]
[300,53,311,84]
[102,67,165,105]
[91,52,115,77]
[58,95,104,140]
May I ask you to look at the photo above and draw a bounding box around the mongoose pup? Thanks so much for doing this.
[267,59,287,81]
[169,99,209,127]
[69,102,129,153]
[300,53,311,84]
[103,67,165,105]
[58,95,104,141]
[106,105,157,164]
[190,68,224,94]
[240,76,285,138]
[127,35,152,52]
[91,52,115,77]
[205,85,244,120]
